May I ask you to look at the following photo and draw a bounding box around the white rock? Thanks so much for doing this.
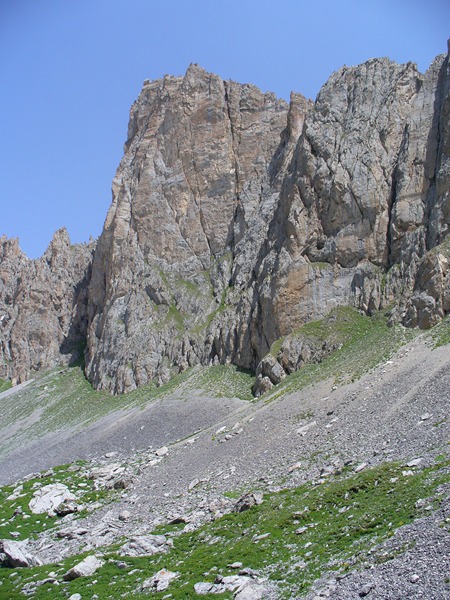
[0,539,42,568]
[6,485,23,501]
[288,462,302,473]
[295,526,308,535]
[253,533,270,542]
[297,421,317,436]
[155,446,168,457]
[188,478,200,491]
[29,484,76,515]
[89,463,124,480]
[194,582,220,594]
[63,555,103,580]
[142,568,179,592]
[221,575,247,589]
[235,583,268,599]
[119,535,169,557]
[354,462,368,473]
[406,458,423,467]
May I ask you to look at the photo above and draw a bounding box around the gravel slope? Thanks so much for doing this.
[0,335,449,598]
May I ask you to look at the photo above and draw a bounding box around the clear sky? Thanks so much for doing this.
[1,0,448,258]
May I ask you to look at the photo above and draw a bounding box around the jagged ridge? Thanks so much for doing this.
[1,48,449,393]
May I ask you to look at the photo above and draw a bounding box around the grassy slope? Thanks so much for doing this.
[0,378,12,393]
[0,308,437,453]
[0,462,114,542]
[266,306,417,402]
[0,308,448,597]
[0,459,448,598]
[0,364,254,459]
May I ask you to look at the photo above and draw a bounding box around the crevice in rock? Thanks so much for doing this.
[386,124,410,268]
[424,53,449,250]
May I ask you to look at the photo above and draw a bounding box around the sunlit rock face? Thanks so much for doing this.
[1,48,449,392]
[84,65,309,393]
[84,52,449,394]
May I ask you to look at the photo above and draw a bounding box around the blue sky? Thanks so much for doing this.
[1,0,448,258]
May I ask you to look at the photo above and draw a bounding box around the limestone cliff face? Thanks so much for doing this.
[85,65,306,392]
[257,54,450,342]
[0,230,94,383]
[85,53,449,394]
[1,50,449,392]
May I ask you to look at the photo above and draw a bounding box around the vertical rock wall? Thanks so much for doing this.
[1,49,448,392]
[0,229,94,382]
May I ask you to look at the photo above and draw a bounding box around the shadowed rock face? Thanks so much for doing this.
[1,51,449,392]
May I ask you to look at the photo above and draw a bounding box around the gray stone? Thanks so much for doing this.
[63,555,103,580]
[55,501,78,516]
[194,582,221,594]
[0,539,42,568]
[29,484,76,515]
[233,492,263,513]
[354,462,368,473]
[142,568,179,592]
[252,375,274,397]
[359,583,374,597]
[119,535,170,557]
[155,446,168,457]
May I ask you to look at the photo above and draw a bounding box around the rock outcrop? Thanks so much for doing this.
[1,46,449,392]
[84,64,309,392]
[0,229,94,383]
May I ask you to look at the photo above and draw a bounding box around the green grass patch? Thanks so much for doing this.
[309,261,333,271]
[429,314,450,348]
[188,364,254,401]
[167,303,186,332]
[266,307,417,401]
[0,378,12,394]
[1,459,448,599]
[192,288,229,335]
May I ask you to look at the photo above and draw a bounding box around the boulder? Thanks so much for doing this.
[63,555,103,580]
[256,354,286,385]
[142,568,179,592]
[252,375,273,398]
[233,492,263,513]
[29,483,76,515]
[0,539,42,568]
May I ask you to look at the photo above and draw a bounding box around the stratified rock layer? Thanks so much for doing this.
[1,48,449,392]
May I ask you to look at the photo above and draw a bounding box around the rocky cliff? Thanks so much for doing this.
[0,230,93,383]
[1,48,449,392]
